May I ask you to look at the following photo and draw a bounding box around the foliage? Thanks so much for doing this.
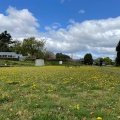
[0,59,34,66]
[0,66,119,120]
[22,37,46,58]
[44,51,56,60]
[10,40,23,54]
[103,57,112,65]
[116,40,120,66]
[84,53,93,65]
[0,31,12,52]
[10,37,46,59]
[56,53,70,60]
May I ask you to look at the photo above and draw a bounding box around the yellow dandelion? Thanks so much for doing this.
[97,117,102,120]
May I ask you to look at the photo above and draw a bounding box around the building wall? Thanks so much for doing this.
[0,52,22,59]
[35,59,44,66]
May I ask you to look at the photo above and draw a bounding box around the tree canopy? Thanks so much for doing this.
[0,31,12,52]
[56,53,70,60]
[10,37,46,59]
[116,40,120,66]
[84,53,93,65]
[103,57,112,65]
[21,37,46,58]
[10,40,22,54]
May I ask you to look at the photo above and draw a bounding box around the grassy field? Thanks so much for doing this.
[0,66,120,120]
[0,60,35,66]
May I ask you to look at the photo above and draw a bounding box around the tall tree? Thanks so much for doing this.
[84,53,93,65]
[0,30,12,52]
[116,40,120,66]
[22,37,46,58]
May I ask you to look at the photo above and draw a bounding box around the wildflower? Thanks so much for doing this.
[30,95,35,99]
[97,117,102,120]
[75,104,80,110]
[35,104,39,107]
[2,93,9,101]
[47,89,53,92]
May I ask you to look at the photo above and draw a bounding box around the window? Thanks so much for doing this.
[8,55,12,58]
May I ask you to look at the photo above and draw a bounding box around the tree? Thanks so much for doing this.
[62,54,70,59]
[44,51,56,60]
[84,53,93,65]
[116,40,120,66]
[56,53,63,59]
[103,57,112,65]
[56,53,70,60]
[10,40,23,54]
[22,37,46,58]
[0,30,12,52]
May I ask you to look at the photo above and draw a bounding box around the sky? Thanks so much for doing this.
[0,0,120,60]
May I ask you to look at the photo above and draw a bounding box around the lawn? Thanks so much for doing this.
[0,66,120,120]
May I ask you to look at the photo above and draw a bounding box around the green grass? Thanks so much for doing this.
[0,66,120,120]
[0,59,35,66]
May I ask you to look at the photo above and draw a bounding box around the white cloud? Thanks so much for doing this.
[0,6,39,38]
[45,22,61,31]
[79,9,86,14]
[45,17,120,59]
[0,7,119,60]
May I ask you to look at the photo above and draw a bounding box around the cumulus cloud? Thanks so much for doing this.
[45,17,120,59]
[0,6,119,59]
[0,6,39,38]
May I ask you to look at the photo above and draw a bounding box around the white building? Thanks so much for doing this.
[35,59,44,66]
[0,52,23,59]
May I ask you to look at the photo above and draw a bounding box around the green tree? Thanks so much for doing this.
[56,53,63,59]
[116,40,120,66]
[0,30,12,52]
[62,54,70,59]
[103,57,112,65]
[56,53,70,60]
[84,53,93,65]
[10,40,23,54]
[22,37,46,58]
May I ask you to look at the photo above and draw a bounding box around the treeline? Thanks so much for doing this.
[0,31,71,60]
[0,31,45,59]
[83,53,114,65]
[0,30,120,65]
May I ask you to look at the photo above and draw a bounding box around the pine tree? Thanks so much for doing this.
[116,40,120,66]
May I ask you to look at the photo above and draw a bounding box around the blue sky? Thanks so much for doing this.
[1,0,120,30]
[0,0,120,59]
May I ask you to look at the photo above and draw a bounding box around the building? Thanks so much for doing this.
[0,52,23,60]
[35,59,44,66]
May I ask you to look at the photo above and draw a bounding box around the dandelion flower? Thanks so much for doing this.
[97,117,102,120]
